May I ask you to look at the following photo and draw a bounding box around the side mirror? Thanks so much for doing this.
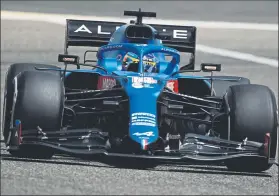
[201,63,221,72]
[58,54,79,65]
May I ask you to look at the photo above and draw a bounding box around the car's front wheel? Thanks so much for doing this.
[5,70,64,159]
[224,84,278,172]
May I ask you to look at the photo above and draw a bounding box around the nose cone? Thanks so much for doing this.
[122,75,165,150]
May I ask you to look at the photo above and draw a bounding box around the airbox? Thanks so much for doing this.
[125,25,153,39]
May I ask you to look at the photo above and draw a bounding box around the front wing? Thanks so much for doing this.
[6,121,277,166]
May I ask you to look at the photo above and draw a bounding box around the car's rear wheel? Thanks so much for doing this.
[224,84,277,172]
[4,69,64,159]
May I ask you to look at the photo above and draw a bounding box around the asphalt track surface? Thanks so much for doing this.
[1,1,278,195]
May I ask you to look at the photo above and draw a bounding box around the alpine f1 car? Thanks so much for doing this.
[2,9,278,172]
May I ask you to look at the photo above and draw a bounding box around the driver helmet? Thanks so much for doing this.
[122,52,158,73]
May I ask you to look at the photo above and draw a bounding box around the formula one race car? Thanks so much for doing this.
[2,9,278,172]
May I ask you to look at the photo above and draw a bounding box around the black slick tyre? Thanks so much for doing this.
[4,69,64,159]
[224,84,277,172]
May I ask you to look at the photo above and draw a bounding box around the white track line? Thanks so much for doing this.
[197,45,278,68]
[1,10,278,67]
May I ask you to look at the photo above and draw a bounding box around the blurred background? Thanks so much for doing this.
[2,0,278,23]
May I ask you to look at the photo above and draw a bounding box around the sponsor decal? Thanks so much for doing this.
[73,24,120,35]
[132,82,144,89]
[166,81,174,91]
[63,57,76,62]
[173,30,188,39]
[97,25,110,35]
[161,47,178,54]
[97,76,116,90]
[73,24,188,40]
[132,77,157,84]
[74,24,92,33]
[132,131,155,137]
[131,112,156,127]
[58,54,79,64]
[131,76,157,88]
[135,44,148,46]
[166,80,179,93]
[100,44,123,51]
[157,28,188,39]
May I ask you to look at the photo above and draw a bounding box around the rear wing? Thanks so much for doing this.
[64,10,197,69]
[65,20,196,52]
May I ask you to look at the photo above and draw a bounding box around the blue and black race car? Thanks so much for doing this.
[2,9,278,172]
